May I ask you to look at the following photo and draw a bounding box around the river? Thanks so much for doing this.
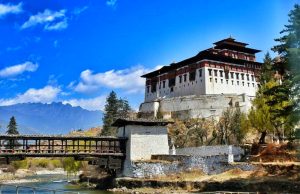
[0,174,114,194]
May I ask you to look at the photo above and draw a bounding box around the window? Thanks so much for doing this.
[199,69,202,77]
[184,74,187,82]
[248,83,250,87]
[215,78,217,83]
[219,70,223,77]
[241,74,244,80]
[170,87,174,92]
[225,72,229,79]
[208,69,212,76]
[210,78,212,82]
[236,73,239,79]
[251,75,254,81]
[226,80,228,84]
[232,80,234,85]
[189,71,196,81]
[252,83,255,87]
[159,82,161,89]
[237,81,239,85]
[179,75,182,83]
[242,82,244,86]
[163,81,166,88]
[246,74,249,81]
[230,72,234,79]
[151,83,157,93]
[214,70,218,76]
[169,78,175,87]
[221,79,223,84]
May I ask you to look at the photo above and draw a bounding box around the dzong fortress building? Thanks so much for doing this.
[139,37,262,119]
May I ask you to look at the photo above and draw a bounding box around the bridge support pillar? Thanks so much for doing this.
[113,118,172,177]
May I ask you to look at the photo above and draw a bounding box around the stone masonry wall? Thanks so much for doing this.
[174,145,244,161]
[129,154,254,178]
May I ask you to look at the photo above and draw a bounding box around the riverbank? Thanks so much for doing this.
[0,168,70,184]
[105,163,300,193]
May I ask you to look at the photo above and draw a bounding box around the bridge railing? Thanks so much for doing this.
[0,135,127,157]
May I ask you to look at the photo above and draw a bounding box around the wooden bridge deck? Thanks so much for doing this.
[0,135,127,158]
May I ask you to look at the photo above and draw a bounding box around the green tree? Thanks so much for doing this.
[269,4,300,140]
[101,91,132,136]
[7,116,19,135]
[102,91,119,136]
[217,108,249,145]
[6,116,19,149]
[62,157,82,178]
[118,98,132,118]
[260,52,274,84]
[248,83,273,144]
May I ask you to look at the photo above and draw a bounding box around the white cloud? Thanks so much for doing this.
[21,9,67,31]
[0,2,22,17]
[73,6,88,15]
[0,86,61,106]
[106,0,117,8]
[63,96,106,111]
[0,61,39,78]
[73,65,161,93]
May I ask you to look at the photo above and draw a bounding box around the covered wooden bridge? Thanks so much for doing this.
[0,135,127,168]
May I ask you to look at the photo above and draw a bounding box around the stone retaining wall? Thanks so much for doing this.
[130,154,253,178]
[173,145,244,161]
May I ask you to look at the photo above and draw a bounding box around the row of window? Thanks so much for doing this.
[209,77,259,87]
[208,69,255,81]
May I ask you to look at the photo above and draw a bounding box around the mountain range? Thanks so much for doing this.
[0,102,103,135]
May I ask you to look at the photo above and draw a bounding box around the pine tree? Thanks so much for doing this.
[118,98,132,118]
[101,92,133,136]
[7,116,19,135]
[6,116,19,149]
[260,52,274,84]
[102,91,119,136]
[268,4,300,140]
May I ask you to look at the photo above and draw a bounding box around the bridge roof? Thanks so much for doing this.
[112,118,173,127]
[0,134,126,140]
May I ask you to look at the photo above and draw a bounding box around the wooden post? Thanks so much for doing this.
[65,140,68,153]
[95,141,98,152]
[52,140,54,153]
[72,140,75,153]
[48,140,51,153]
[38,140,41,153]
[61,140,64,153]
[25,139,28,153]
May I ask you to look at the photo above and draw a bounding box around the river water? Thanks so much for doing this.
[0,174,114,194]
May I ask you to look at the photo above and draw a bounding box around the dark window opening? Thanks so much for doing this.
[208,69,212,76]
[170,87,174,92]
[236,73,239,79]
[214,70,218,76]
[230,72,234,79]
[151,83,157,93]
[199,69,202,77]
[241,74,244,80]
[189,71,196,81]
[219,71,223,77]
[169,78,175,87]
[225,72,229,79]
[179,75,182,83]
[163,81,166,88]
[184,74,187,82]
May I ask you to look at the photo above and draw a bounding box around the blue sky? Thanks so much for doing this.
[0,0,298,111]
